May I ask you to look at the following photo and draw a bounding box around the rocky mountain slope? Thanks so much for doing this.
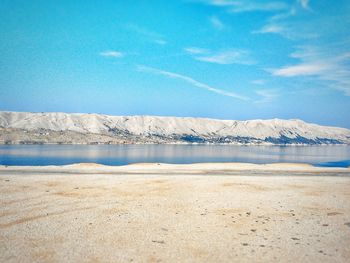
[0,111,349,145]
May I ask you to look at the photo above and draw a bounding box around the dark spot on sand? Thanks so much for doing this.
[5,179,10,182]
[327,212,343,216]
[242,243,249,246]
[291,237,300,240]
[344,222,350,228]
[322,224,329,227]
[250,229,257,232]
[152,240,165,244]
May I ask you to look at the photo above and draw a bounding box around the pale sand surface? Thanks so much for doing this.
[0,163,350,262]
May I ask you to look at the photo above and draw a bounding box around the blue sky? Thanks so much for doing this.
[1,0,350,128]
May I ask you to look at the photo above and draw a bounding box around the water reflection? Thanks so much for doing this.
[0,144,349,167]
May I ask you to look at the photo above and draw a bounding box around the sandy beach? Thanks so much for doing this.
[1,163,350,262]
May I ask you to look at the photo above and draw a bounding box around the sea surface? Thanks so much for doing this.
[0,144,350,167]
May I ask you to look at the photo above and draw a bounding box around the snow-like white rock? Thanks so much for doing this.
[0,111,349,144]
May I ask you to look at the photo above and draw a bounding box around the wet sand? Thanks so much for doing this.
[0,163,350,262]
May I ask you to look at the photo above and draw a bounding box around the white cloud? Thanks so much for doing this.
[253,24,285,34]
[154,39,167,45]
[271,46,350,95]
[254,89,279,103]
[210,16,224,30]
[125,24,167,45]
[251,79,266,85]
[137,65,250,101]
[184,47,209,55]
[298,0,310,10]
[199,0,289,13]
[272,63,330,77]
[197,50,255,64]
[99,51,123,58]
[252,5,318,39]
[185,48,255,65]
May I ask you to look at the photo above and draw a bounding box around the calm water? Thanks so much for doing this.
[0,144,350,167]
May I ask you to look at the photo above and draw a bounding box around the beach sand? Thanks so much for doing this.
[0,163,350,262]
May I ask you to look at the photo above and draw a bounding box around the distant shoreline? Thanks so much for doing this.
[1,162,349,174]
[1,142,349,146]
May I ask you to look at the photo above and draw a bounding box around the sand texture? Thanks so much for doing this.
[0,163,350,262]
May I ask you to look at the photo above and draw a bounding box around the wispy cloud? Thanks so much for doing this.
[137,65,250,101]
[198,0,289,13]
[184,47,209,55]
[252,4,318,39]
[272,63,330,77]
[298,0,310,10]
[251,79,266,85]
[210,16,225,30]
[254,89,279,104]
[125,24,167,45]
[184,47,255,65]
[271,46,350,95]
[253,24,285,34]
[99,51,123,58]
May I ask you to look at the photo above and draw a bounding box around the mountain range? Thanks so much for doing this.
[0,111,349,145]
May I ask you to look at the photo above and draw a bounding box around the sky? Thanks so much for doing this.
[1,0,350,128]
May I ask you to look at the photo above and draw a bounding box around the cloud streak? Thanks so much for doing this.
[125,24,167,45]
[199,0,289,13]
[184,47,208,55]
[210,16,225,30]
[251,4,318,40]
[100,51,123,58]
[271,46,350,96]
[298,0,310,10]
[254,89,279,104]
[272,63,330,77]
[137,65,250,101]
[185,47,255,65]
